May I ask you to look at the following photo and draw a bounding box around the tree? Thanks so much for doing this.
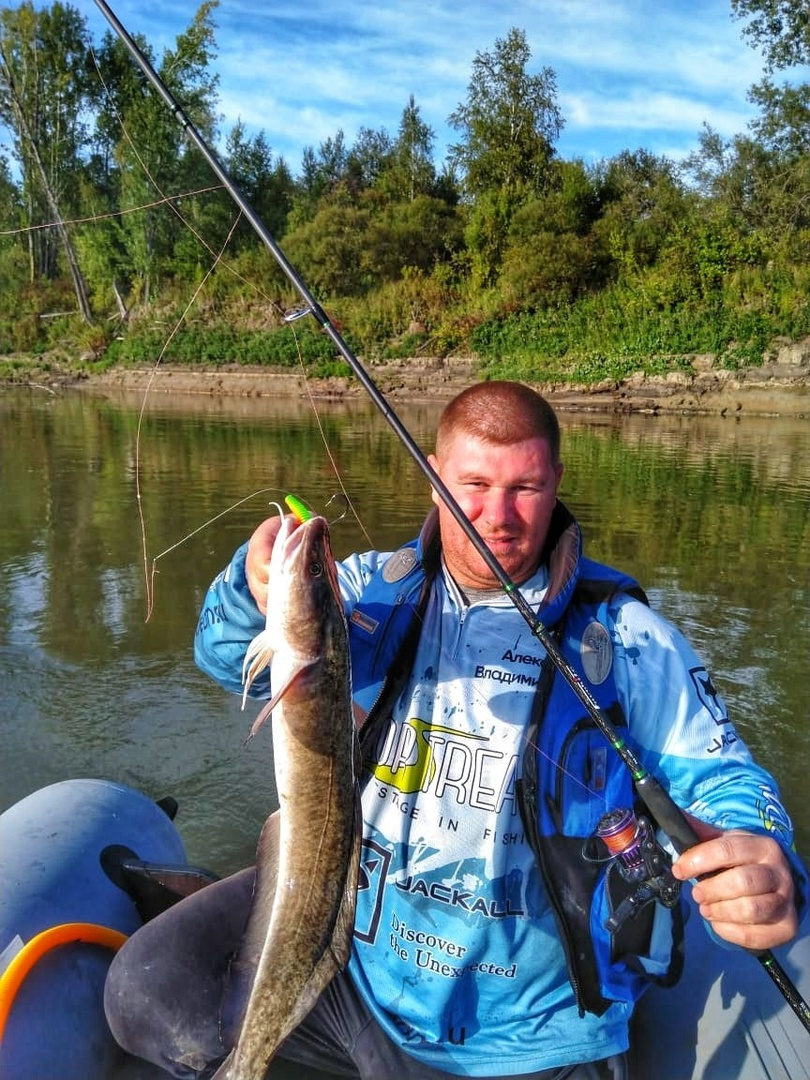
[290,130,351,224]
[91,1,221,302]
[366,195,463,280]
[283,201,371,296]
[448,28,562,201]
[596,150,690,276]
[0,152,25,340]
[748,78,810,158]
[226,120,293,242]
[694,2,810,243]
[731,0,810,70]
[731,0,810,240]
[447,28,563,286]
[379,96,436,202]
[500,160,611,308]
[311,131,349,196]
[346,125,392,192]
[0,2,93,320]
[0,150,18,223]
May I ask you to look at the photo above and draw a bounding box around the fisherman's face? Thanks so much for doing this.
[428,434,564,590]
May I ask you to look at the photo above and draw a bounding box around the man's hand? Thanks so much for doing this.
[245,516,285,614]
[672,830,798,950]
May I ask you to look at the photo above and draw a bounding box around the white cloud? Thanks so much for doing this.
[564,87,752,136]
[85,0,785,169]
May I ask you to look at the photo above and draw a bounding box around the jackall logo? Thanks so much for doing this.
[707,729,739,754]
[368,717,519,813]
[354,837,392,944]
[394,874,526,920]
[690,666,729,725]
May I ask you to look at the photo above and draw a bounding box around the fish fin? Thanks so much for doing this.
[219,814,280,1045]
[277,808,363,1039]
[244,699,274,743]
[240,791,362,1049]
[245,658,319,741]
[241,631,275,704]
[238,507,298,707]
[238,812,281,965]
[209,1050,233,1080]
[330,793,363,970]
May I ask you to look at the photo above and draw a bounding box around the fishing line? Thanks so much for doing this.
[91,41,374,610]
[89,45,248,277]
[94,0,810,1033]
[0,185,227,238]
[147,487,285,565]
[138,212,243,621]
[288,334,375,549]
[324,493,351,527]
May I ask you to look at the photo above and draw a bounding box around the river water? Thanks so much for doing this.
[1,385,808,872]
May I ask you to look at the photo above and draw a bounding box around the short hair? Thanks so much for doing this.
[435,381,561,463]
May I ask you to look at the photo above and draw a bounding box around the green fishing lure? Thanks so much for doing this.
[284,493,313,523]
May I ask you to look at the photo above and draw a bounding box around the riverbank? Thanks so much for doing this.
[3,350,809,416]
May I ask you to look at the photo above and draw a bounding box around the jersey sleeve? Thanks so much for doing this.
[193,541,387,697]
[609,595,808,914]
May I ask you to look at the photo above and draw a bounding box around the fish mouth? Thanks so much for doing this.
[283,514,328,559]
[281,516,342,605]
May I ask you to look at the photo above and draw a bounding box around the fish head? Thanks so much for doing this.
[272,514,345,656]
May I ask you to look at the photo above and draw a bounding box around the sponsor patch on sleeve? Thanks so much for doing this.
[690,666,729,725]
[581,621,613,685]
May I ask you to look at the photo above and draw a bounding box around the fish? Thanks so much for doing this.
[213,513,361,1080]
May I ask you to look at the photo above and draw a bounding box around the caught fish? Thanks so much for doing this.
[214,513,361,1080]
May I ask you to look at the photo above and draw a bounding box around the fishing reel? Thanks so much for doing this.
[589,808,681,933]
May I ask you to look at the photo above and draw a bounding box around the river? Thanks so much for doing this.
[1,385,808,872]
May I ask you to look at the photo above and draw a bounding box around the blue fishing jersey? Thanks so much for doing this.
[194,508,807,1077]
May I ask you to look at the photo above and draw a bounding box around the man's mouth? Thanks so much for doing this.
[482,534,514,547]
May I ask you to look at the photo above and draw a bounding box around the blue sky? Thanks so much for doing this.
[81,1,791,173]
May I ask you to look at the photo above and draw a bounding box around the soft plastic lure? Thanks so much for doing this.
[284,493,313,524]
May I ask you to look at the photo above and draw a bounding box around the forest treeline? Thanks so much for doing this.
[0,0,809,384]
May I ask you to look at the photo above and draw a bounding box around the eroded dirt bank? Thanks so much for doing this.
[5,352,809,416]
[66,355,810,418]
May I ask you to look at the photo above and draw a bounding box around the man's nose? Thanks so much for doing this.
[482,489,514,523]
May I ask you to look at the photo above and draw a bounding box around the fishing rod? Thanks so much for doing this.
[95,0,810,1032]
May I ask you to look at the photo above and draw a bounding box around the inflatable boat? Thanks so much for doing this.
[0,779,217,1080]
[1,779,808,1079]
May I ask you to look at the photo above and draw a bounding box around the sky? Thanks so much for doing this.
[78,0,787,174]
[72,2,808,174]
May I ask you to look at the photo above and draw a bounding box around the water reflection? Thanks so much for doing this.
[1,385,808,870]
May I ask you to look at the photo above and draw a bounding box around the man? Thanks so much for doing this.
[106,381,806,1079]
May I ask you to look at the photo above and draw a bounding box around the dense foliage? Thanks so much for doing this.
[1,0,809,383]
